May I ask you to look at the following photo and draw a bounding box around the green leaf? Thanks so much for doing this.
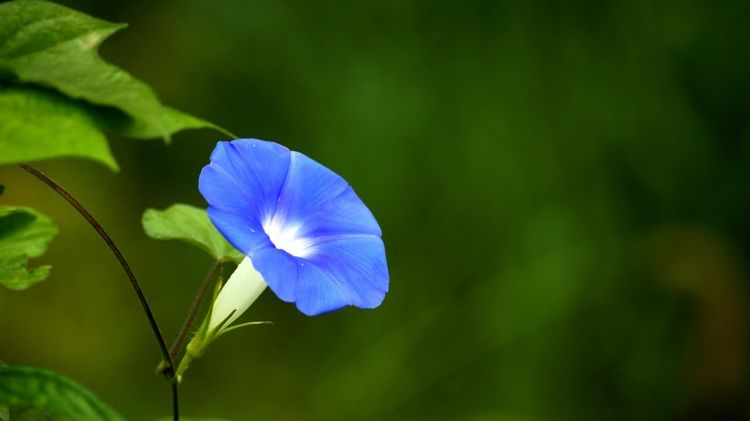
[0,0,227,142]
[0,365,122,421]
[0,404,7,421]
[142,204,244,264]
[0,84,117,170]
[94,104,229,140]
[0,206,58,290]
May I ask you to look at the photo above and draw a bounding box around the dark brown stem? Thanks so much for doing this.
[169,261,221,360]
[172,382,179,420]
[19,163,179,421]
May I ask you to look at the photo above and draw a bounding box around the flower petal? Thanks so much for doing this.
[200,139,291,254]
[251,236,388,314]
[250,246,299,302]
[251,234,388,314]
[206,207,272,254]
[305,235,388,309]
[273,152,381,239]
[200,138,389,316]
[294,262,352,316]
[208,140,291,219]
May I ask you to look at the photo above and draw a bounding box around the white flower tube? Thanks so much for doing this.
[208,257,267,333]
[176,257,269,381]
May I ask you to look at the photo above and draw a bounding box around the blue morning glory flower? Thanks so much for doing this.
[199,138,389,316]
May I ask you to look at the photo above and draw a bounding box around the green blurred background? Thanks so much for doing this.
[1,0,749,419]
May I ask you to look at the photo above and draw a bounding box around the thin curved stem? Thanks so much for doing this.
[169,261,221,360]
[172,382,179,420]
[19,163,179,420]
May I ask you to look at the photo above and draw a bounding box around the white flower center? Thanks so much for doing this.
[263,215,313,257]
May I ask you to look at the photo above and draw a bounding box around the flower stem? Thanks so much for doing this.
[169,261,221,360]
[19,163,179,420]
[175,334,204,382]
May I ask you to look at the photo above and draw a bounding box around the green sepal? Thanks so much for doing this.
[217,320,273,337]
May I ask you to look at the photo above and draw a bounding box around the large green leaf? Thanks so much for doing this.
[0,206,58,290]
[0,0,223,141]
[0,365,122,421]
[0,84,117,170]
[93,103,225,141]
[142,204,244,264]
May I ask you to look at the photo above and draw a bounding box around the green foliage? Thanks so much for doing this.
[0,206,58,290]
[142,204,244,264]
[0,0,227,170]
[97,104,223,141]
[0,365,122,421]
[0,85,117,170]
